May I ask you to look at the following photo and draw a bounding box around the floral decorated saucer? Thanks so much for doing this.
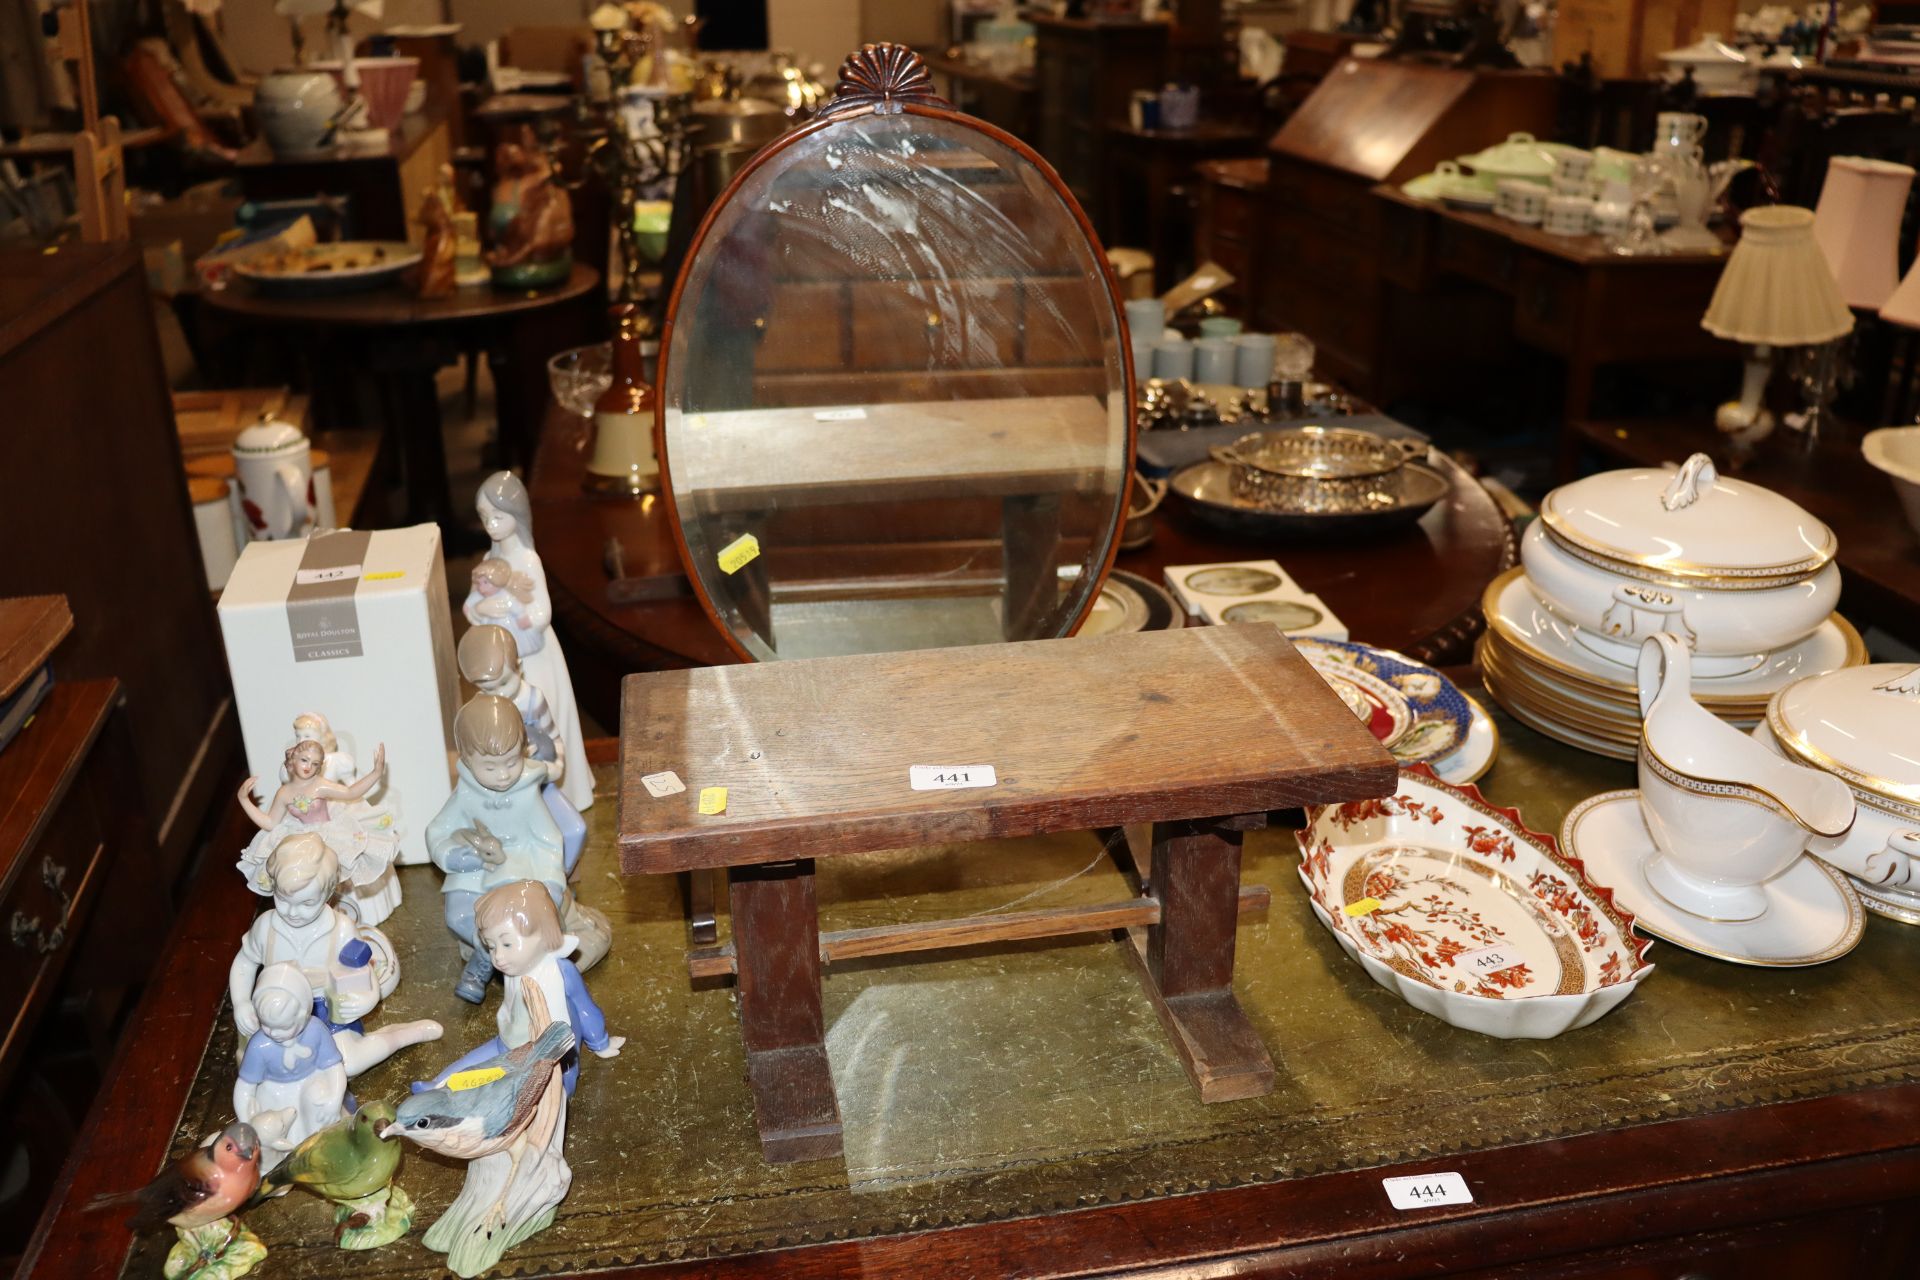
[1297,638,1474,766]
[1297,767,1654,1038]
[1431,692,1498,786]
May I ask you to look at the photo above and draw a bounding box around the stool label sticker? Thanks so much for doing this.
[909,765,997,791]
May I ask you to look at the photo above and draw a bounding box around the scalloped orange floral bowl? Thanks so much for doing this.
[1296,765,1655,1038]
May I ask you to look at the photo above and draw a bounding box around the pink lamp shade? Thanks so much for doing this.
[1880,229,1920,328]
[1811,155,1915,309]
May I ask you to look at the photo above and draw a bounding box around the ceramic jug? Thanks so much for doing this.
[254,70,343,158]
[230,414,316,542]
[1635,633,1855,921]
[1654,112,1708,158]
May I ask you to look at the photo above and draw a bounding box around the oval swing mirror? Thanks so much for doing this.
[656,44,1135,662]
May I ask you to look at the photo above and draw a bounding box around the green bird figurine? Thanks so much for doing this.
[256,1102,413,1250]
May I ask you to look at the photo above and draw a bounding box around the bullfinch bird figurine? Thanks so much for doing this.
[88,1122,269,1279]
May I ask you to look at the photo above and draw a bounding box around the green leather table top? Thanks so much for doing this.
[128,706,1920,1276]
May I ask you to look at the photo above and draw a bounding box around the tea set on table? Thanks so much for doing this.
[1296,449,1910,1042]
[1402,115,1751,253]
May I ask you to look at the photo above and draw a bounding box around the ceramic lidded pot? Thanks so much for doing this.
[254,70,344,158]
[1457,132,1561,190]
[1521,453,1840,676]
[1658,35,1755,94]
[1764,664,1920,899]
[230,414,316,541]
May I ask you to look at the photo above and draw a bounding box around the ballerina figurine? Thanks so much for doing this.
[456,624,586,869]
[276,713,405,922]
[234,964,349,1172]
[464,471,592,814]
[229,834,442,1080]
[238,739,402,925]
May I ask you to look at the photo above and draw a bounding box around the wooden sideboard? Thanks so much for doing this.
[1195,155,1270,316]
[0,244,232,886]
[1030,15,1168,238]
[1256,61,1560,402]
[1,678,170,1268]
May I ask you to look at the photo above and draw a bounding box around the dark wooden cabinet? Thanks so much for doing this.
[1030,15,1168,236]
[1256,60,1559,402]
[0,245,232,884]
[1195,156,1268,314]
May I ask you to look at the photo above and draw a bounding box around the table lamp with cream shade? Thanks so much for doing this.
[1701,204,1854,450]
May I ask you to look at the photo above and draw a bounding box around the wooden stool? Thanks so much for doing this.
[617,624,1395,1163]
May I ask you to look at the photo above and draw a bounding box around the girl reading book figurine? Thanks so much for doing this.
[230,834,442,1078]
[464,471,592,814]
[234,964,348,1171]
[239,739,403,925]
[427,696,608,1003]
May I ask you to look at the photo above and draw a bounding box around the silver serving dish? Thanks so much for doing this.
[1210,425,1427,513]
[1120,473,1167,551]
[1168,458,1449,540]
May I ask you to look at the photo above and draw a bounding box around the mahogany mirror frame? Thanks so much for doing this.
[651,42,1139,664]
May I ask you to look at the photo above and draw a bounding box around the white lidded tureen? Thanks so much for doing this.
[1457,132,1563,189]
[1521,453,1840,678]
[1658,34,1756,94]
[1760,663,1920,920]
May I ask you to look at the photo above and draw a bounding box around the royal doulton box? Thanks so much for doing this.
[217,526,459,863]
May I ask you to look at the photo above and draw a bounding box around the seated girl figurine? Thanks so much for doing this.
[427,696,608,1003]
[421,880,622,1097]
[230,834,442,1078]
[239,739,403,926]
[234,963,349,1172]
[455,625,588,857]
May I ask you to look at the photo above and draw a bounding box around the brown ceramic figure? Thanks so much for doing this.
[415,191,458,298]
[487,125,574,289]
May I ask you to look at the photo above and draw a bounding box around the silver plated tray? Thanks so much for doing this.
[1167,458,1448,540]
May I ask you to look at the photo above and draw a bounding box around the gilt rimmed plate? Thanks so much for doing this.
[1297,767,1654,1038]
[1481,568,1864,706]
[1298,638,1472,765]
[1560,791,1865,967]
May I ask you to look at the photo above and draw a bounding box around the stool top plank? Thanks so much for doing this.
[617,624,1396,874]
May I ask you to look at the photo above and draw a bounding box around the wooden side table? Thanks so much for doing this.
[1374,187,1733,476]
[618,624,1396,1162]
[1104,121,1265,291]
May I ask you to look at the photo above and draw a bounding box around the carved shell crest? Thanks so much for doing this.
[825,43,949,117]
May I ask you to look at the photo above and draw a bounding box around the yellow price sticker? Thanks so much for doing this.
[1343,897,1384,918]
[446,1067,506,1092]
[717,534,760,575]
[365,570,405,581]
[698,786,728,815]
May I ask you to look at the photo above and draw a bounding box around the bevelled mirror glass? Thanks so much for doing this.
[657,45,1135,662]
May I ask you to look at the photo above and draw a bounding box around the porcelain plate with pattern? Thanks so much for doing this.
[1297,768,1653,1038]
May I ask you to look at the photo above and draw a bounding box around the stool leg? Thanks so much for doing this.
[685,868,717,946]
[729,860,843,1162]
[1134,818,1275,1103]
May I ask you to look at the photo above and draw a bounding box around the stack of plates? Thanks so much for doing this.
[1478,568,1867,759]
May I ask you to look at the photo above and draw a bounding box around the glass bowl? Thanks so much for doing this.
[547,343,613,417]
